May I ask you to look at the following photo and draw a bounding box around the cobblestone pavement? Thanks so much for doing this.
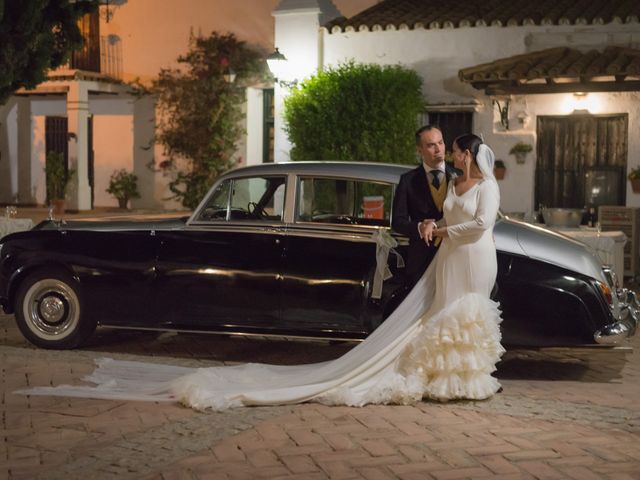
[1,310,640,480]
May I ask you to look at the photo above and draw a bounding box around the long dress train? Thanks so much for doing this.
[17,180,504,410]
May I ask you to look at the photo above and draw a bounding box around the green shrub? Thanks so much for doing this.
[106,169,140,208]
[283,62,424,164]
[509,141,533,155]
[44,151,75,200]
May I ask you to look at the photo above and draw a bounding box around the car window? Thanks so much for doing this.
[297,177,392,227]
[197,176,286,222]
[195,179,232,221]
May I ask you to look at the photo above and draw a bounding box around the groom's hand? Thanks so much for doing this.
[421,221,436,245]
[418,219,435,239]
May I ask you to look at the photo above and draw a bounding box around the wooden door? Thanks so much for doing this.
[536,114,627,209]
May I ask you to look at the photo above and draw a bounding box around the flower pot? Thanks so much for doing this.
[118,198,129,209]
[515,152,526,164]
[494,167,506,180]
[52,198,65,215]
[631,178,640,193]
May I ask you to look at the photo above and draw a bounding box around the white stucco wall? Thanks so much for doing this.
[284,22,640,213]
[0,100,18,203]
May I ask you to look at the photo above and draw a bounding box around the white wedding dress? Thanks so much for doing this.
[19,175,504,410]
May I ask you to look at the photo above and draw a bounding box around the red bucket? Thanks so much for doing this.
[362,195,384,219]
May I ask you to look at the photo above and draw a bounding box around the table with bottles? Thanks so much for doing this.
[0,207,34,240]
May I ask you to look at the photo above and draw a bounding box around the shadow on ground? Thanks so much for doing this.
[1,313,631,383]
[496,347,629,382]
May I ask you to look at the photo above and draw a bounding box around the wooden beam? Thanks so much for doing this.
[483,81,640,95]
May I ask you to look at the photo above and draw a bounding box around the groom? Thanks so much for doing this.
[392,125,455,285]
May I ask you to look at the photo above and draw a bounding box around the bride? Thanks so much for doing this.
[20,134,504,410]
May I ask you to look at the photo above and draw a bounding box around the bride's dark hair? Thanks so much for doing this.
[453,134,483,161]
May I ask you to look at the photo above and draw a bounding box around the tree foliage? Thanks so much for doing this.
[152,32,265,209]
[283,62,424,164]
[0,0,98,105]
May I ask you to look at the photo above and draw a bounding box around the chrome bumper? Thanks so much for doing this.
[594,287,639,344]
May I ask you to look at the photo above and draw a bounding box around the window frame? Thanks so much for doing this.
[191,174,287,225]
[294,175,394,228]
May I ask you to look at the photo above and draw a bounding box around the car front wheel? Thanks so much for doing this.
[15,270,95,349]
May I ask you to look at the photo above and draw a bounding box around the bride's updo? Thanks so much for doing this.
[453,134,483,163]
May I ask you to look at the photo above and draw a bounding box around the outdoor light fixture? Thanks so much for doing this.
[572,92,589,112]
[99,0,120,22]
[223,67,236,84]
[266,48,297,88]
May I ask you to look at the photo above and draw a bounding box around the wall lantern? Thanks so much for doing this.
[99,0,120,23]
[223,67,236,84]
[266,48,297,88]
[572,92,589,113]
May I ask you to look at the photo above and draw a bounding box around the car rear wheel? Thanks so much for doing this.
[15,270,95,349]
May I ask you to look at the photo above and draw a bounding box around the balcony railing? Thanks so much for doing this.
[58,35,122,81]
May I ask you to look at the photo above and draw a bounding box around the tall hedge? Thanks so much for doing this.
[283,62,423,164]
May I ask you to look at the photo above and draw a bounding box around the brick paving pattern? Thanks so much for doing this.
[2,314,639,479]
[1,295,639,479]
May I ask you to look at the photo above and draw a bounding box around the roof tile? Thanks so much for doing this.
[325,0,640,32]
[459,46,640,94]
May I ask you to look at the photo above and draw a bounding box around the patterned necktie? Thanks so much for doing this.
[430,170,441,189]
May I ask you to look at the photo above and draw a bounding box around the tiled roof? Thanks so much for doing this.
[458,46,640,94]
[325,0,640,33]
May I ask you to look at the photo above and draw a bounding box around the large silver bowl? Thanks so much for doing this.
[542,208,584,228]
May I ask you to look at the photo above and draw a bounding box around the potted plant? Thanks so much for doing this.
[509,141,533,164]
[106,169,140,209]
[494,159,506,180]
[44,151,75,215]
[628,166,640,193]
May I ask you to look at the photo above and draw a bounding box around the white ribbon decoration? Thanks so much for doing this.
[371,229,405,299]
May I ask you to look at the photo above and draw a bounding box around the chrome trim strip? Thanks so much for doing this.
[520,345,633,353]
[164,222,410,245]
[99,324,363,343]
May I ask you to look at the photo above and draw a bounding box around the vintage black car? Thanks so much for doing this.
[0,162,637,349]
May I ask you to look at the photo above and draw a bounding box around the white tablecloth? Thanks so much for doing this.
[0,218,34,239]
[556,228,627,284]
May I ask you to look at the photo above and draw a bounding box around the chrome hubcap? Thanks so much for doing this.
[39,295,65,323]
[23,278,79,338]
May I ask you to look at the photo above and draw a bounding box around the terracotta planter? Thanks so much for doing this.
[631,178,640,193]
[494,167,506,180]
[52,198,65,215]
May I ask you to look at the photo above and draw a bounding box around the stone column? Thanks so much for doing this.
[272,0,341,163]
[16,97,34,204]
[0,98,17,203]
[67,82,91,210]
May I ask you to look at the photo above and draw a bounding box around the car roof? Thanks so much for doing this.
[219,161,416,184]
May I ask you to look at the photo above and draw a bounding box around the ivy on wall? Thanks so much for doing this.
[152,32,265,209]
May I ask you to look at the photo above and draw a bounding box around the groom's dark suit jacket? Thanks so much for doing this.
[392,163,456,285]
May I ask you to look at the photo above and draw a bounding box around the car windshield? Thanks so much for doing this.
[194,176,286,222]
